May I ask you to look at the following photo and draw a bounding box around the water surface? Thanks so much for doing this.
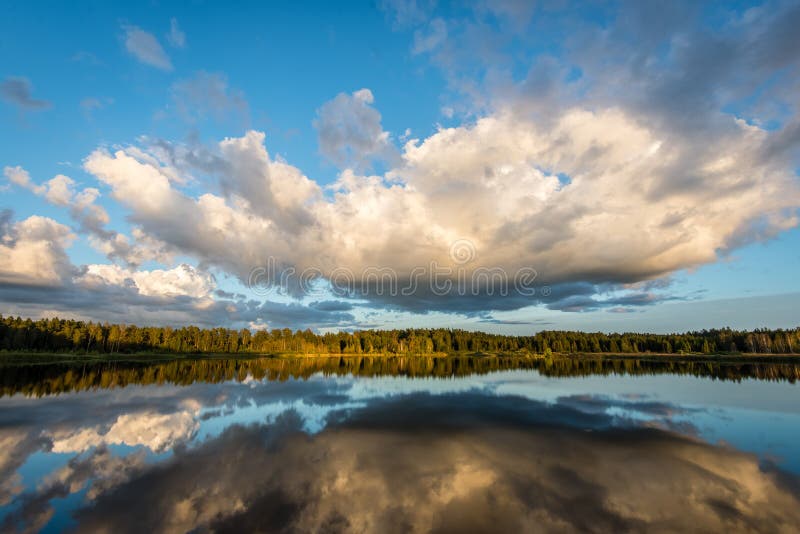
[1,356,799,533]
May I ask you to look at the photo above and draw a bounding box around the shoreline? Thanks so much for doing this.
[2,350,800,367]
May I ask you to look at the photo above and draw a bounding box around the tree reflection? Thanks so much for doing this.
[2,355,799,397]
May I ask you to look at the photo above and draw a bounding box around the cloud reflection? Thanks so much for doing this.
[64,393,800,533]
[49,410,199,454]
[2,447,146,533]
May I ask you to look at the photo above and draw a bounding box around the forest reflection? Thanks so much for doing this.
[2,354,800,397]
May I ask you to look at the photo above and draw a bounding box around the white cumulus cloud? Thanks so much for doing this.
[78,263,215,299]
[74,105,800,314]
[0,215,75,286]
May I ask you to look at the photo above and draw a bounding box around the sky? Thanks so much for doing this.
[1,0,799,334]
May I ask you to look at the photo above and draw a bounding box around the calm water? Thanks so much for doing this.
[1,356,799,533]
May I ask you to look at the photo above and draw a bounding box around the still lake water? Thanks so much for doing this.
[1,356,799,533]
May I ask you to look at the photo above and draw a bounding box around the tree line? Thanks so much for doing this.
[1,314,799,355]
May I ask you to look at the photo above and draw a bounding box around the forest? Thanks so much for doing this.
[1,314,799,355]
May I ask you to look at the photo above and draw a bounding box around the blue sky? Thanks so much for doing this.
[1,0,799,333]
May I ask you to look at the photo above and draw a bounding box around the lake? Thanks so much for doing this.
[1,355,799,533]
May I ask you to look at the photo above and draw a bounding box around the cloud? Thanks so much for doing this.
[170,71,248,125]
[41,174,75,206]
[80,97,113,119]
[565,1,800,137]
[477,317,543,325]
[412,18,447,54]
[0,214,75,286]
[0,208,350,329]
[167,17,186,48]
[0,229,355,329]
[78,263,215,299]
[4,166,36,190]
[544,290,683,313]
[390,1,800,170]
[122,25,172,71]
[0,281,355,330]
[309,300,355,312]
[4,166,86,207]
[4,166,169,266]
[10,91,800,319]
[0,77,51,110]
[314,88,399,170]
[82,132,321,280]
[379,0,436,27]
[474,0,538,27]
[73,102,800,315]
